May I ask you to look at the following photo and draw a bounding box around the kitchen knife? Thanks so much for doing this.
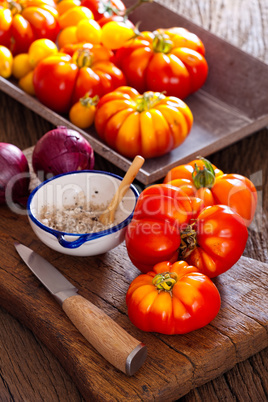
[14,242,147,376]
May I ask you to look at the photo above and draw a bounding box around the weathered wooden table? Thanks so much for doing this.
[0,0,267,400]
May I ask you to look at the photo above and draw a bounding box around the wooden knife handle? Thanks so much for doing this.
[62,294,147,376]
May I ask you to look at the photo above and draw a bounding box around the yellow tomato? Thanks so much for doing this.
[12,53,32,79]
[101,21,135,50]
[57,0,81,15]
[57,25,78,48]
[59,6,93,29]
[76,19,102,45]
[19,71,35,95]
[69,94,99,129]
[28,39,58,68]
[0,45,13,78]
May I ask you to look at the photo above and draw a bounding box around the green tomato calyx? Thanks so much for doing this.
[153,272,178,292]
[136,91,165,112]
[7,0,23,15]
[152,32,173,53]
[73,49,94,69]
[79,94,99,108]
[192,157,216,189]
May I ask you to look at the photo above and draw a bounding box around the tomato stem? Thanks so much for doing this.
[153,272,178,292]
[6,0,23,15]
[102,0,154,18]
[192,157,216,189]
[73,49,94,68]
[79,94,99,108]
[136,91,165,112]
[179,223,197,259]
[152,33,173,53]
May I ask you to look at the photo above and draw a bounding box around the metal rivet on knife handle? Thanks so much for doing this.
[62,295,147,376]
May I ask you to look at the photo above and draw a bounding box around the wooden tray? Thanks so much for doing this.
[1,1,268,185]
[0,204,267,401]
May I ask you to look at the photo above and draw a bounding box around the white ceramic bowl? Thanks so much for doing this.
[27,170,139,256]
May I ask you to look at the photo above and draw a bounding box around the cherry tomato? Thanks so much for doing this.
[12,52,32,78]
[56,0,81,15]
[58,5,93,29]
[28,38,58,67]
[76,18,102,44]
[0,0,60,55]
[57,25,78,49]
[0,45,13,77]
[101,21,135,49]
[69,94,99,128]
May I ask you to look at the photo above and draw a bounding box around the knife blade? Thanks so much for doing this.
[14,242,147,376]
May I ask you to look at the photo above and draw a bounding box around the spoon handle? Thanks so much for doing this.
[100,155,145,225]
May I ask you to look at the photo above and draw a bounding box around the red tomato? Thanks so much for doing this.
[164,157,257,226]
[126,260,221,334]
[126,185,248,277]
[33,53,78,113]
[181,204,248,278]
[33,44,126,114]
[114,27,208,99]
[94,86,193,159]
[80,0,134,27]
[125,184,193,273]
[0,0,60,55]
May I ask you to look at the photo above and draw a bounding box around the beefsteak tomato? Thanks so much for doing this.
[179,204,248,278]
[125,184,248,277]
[125,184,193,273]
[114,27,208,99]
[0,0,60,55]
[126,260,221,334]
[164,157,257,226]
[94,86,193,158]
[33,43,126,114]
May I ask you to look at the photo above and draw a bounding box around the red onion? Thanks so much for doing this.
[32,126,95,178]
[0,143,30,205]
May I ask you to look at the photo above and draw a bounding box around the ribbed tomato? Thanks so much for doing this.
[125,184,193,273]
[114,27,208,99]
[164,157,257,226]
[33,44,126,114]
[126,260,221,334]
[94,86,193,158]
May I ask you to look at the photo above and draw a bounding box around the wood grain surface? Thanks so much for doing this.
[1,0,268,184]
[0,210,267,401]
[0,0,268,401]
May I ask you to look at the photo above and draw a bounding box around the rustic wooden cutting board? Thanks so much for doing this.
[0,204,267,401]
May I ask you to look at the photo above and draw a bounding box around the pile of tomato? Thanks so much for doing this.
[125,157,257,334]
[0,0,258,335]
[0,0,209,159]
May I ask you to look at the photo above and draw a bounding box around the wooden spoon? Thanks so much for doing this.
[99,155,145,225]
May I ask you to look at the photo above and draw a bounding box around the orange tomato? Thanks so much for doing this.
[59,5,93,28]
[94,86,193,159]
[69,94,99,128]
[164,158,257,226]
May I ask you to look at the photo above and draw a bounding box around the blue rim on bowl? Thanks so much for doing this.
[27,170,140,249]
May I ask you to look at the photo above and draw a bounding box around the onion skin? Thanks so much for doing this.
[32,126,95,177]
[0,143,30,205]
